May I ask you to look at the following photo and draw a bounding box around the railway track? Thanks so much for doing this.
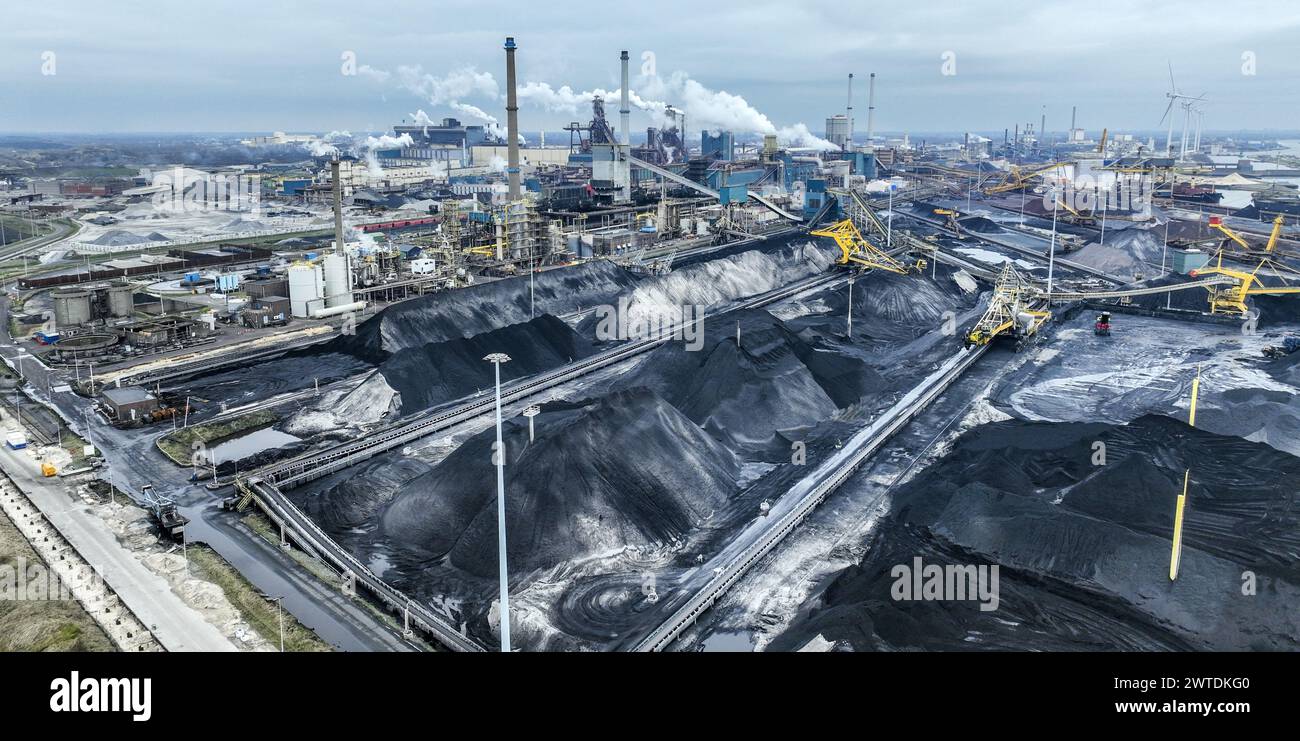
[238,477,484,652]
[634,342,991,652]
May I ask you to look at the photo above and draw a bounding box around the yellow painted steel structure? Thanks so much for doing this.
[982,161,1071,195]
[964,262,1050,348]
[809,219,924,274]
[1170,365,1201,581]
[1191,253,1300,315]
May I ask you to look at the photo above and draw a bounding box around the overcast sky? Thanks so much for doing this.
[3,0,1299,138]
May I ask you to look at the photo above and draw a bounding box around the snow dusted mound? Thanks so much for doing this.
[1070,227,1167,281]
[575,240,836,340]
[331,260,640,361]
[379,388,740,578]
[771,415,1300,652]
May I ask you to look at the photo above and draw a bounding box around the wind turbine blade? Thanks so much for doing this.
[1168,61,1177,92]
[1159,98,1175,124]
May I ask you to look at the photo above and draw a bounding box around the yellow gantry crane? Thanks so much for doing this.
[1209,214,1285,253]
[964,262,1051,349]
[982,161,1071,195]
[809,218,925,274]
[1190,252,1300,315]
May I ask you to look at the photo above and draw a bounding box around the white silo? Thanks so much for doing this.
[322,253,353,309]
[288,262,323,318]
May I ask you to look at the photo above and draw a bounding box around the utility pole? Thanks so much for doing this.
[1047,187,1060,299]
[483,352,512,652]
[847,278,853,338]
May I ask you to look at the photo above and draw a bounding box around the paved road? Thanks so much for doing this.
[0,443,238,651]
[0,294,415,652]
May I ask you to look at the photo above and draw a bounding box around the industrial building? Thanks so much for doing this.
[51,281,134,329]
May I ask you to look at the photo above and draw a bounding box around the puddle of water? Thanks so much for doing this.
[209,427,300,465]
[700,630,754,652]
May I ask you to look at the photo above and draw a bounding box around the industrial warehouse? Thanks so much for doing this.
[0,2,1297,720]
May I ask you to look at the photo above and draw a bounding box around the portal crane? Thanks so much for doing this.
[1190,253,1300,315]
[1210,214,1286,253]
[809,219,924,274]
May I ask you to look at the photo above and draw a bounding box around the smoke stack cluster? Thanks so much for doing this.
[504,37,521,200]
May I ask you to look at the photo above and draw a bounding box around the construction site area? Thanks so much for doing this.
[3,16,1300,660]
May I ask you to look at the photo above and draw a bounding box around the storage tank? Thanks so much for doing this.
[287,263,323,318]
[106,282,134,318]
[52,288,93,328]
[322,254,352,309]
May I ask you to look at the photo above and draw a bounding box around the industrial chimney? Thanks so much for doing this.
[620,50,631,202]
[865,73,876,145]
[845,73,854,152]
[504,37,521,200]
[331,156,344,255]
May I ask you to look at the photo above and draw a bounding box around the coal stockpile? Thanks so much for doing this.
[377,388,739,578]
[786,265,979,344]
[957,215,1002,233]
[303,457,432,531]
[772,415,1300,652]
[617,308,885,452]
[1070,228,1167,280]
[370,314,595,418]
[331,260,640,361]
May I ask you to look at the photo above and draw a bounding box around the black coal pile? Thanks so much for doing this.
[617,308,885,452]
[378,388,740,578]
[957,216,1002,233]
[772,415,1300,651]
[375,314,594,417]
[304,456,432,531]
[789,266,979,344]
[327,260,639,361]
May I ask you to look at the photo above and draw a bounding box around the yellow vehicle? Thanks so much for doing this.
[933,208,962,235]
[41,461,57,477]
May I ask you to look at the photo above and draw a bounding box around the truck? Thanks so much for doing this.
[5,431,27,450]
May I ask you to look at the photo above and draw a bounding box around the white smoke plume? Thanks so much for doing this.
[362,133,415,150]
[518,70,835,150]
[302,130,354,158]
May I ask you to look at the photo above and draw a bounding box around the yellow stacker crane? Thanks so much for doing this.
[982,161,1071,195]
[1209,214,1285,253]
[1190,252,1300,315]
[964,262,1051,349]
[809,219,925,274]
[933,208,962,235]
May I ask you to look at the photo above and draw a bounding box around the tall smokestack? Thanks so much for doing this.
[1071,105,1077,131]
[1040,106,1046,146]
[504,37,521,200]
[865,73,876,147]
[845,73,854,152]
[331,157,344,255]
[620,50,631,202]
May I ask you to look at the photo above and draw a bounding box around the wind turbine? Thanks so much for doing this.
[1160,63,1204,160]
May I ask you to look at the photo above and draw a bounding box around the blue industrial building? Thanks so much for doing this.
[701,130,735,161]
